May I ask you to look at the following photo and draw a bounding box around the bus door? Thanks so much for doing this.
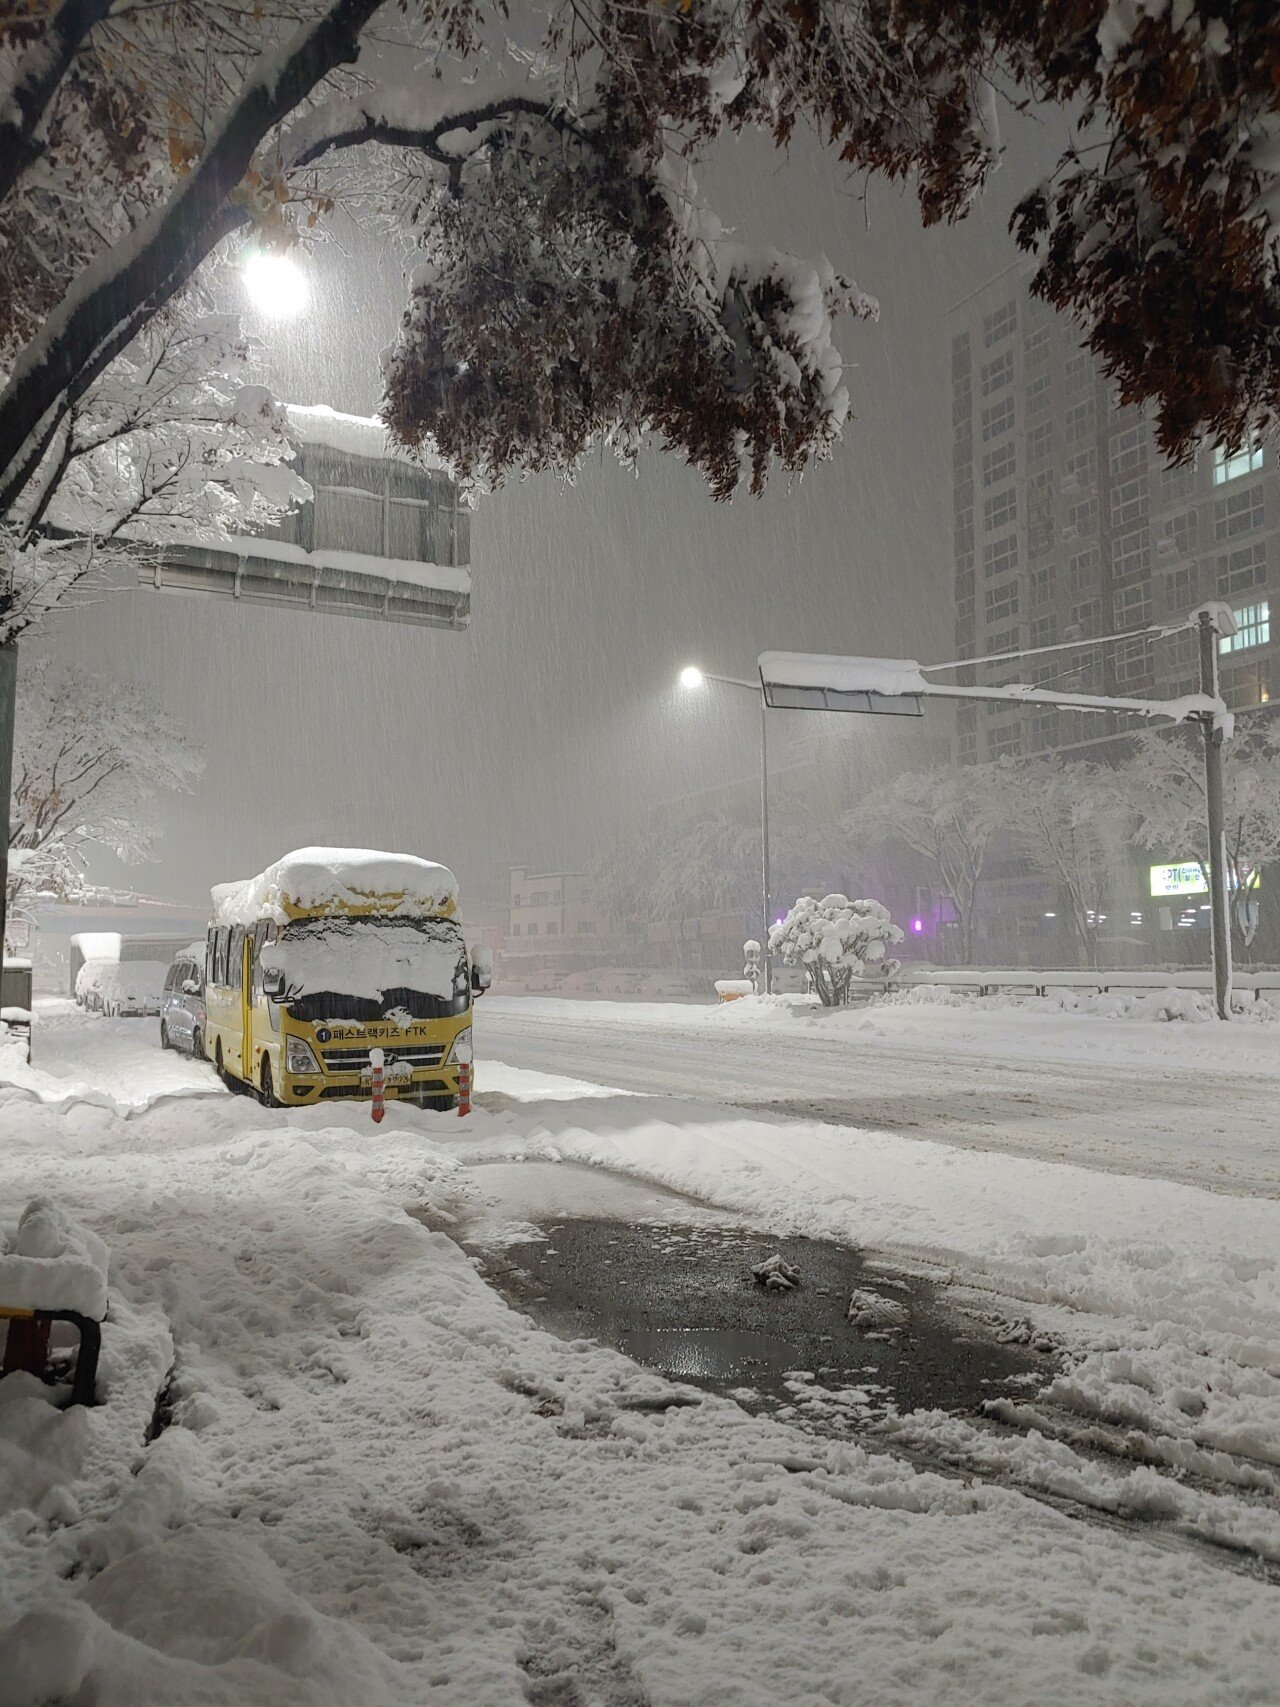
[241,929,255,1083]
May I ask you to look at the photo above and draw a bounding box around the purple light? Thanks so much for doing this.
[911,917,924,934]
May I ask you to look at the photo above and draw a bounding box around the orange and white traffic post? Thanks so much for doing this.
[457,1060,472,1117]
[369,1046,386,1124]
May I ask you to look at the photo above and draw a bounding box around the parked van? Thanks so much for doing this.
[203,847,490,1110]
[160,944,207,1057]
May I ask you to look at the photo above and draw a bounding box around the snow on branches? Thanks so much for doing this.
[2,301,304,643]
[769,894,903,1007]
[7,656,203,921]
[3,0,1280,536]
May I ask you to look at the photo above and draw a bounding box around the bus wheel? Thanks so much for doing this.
[259,1057,280,1109]
[159,1021,170,1051]
[214,1039,231,1090]
[192,1027,204,1062]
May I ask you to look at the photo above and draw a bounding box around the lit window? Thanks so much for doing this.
[1220,602,1270,654]
[1213,443,1264,484]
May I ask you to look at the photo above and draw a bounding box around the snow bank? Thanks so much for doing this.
[0,1198,108,1319]
[212,847,458,926]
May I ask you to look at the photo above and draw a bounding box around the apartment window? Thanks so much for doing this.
[1161,459,1197,503]
[1115,581,1152,629]
[1217,540,1268,599]
[510,923,520,937]
[982,395,1016,441]
[1063,447,1096,488]
[1028,565,1051,606]
[1065,497,1098,537]
[526,922,538,936]
[951,331,971,374]
[1070,599,1102,634]
[1068,545,1100,592]
[982,441,1016,486]
[1158,512,1196,559]
[1024,324,1052,360]
[1162,565,1197,614]
[953,438,974,475]
[1029,708,1058,750]
[989,722,1023,758]
[1112,528,1151,579]
[1115,638,1151,687]
[1220,601,1271,653]
[1027,370,1052,414]
[577,920,596,934]
[1064,398,1095,442]
[983,488,1017,531]
[1027,420,1054,465]
[1064,351,1092,392]
[958,729,978,763]
[1214,484,1264,541]
[980,349,1015,397]
[1213,443,1264,484]
[1108,423,1147,479]
[546,922,558,935]
[985,581,1020,623]
[986,626,1019,657]
[983,533,1018,578]
[1111,474,1149,530]
[984,300,1018,347]
[1031,614,1058,649]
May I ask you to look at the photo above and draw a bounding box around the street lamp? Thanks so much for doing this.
[242,250,309,319]
[678,663,773,993]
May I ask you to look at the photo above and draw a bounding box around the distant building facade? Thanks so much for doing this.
[506,867,620,962]
[950,267,1278,764]
[948,270,1280,965]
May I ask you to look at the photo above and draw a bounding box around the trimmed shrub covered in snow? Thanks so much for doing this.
[768,895,903,1007]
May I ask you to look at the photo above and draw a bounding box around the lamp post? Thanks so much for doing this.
[678,665,773,994]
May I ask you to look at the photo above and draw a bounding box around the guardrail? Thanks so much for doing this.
[886,966,1280,1002]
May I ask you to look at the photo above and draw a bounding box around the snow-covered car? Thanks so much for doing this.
[636,972,697,1000]
[160,945,207,1057]
[75,959,168,1018]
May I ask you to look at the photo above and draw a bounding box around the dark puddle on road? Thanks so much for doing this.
[470,1215,1056,1430]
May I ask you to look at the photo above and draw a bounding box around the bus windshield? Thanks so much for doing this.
[271,915,469,1024]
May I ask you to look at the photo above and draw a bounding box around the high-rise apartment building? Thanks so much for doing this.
[950,267,1278,765]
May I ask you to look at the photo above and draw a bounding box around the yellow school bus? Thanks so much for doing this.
[203,847,488,1109]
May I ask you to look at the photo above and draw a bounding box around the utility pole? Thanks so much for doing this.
[1197,609,1233,1021]
[0,640,15,964]
[759,691,772,995]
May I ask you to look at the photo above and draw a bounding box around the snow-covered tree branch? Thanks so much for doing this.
[1,299,305,643]
[7,656,203,921]
[4,0,1278,573]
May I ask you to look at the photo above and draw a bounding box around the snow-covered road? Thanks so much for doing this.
[476,993,1280,1196]
[2,998,1278,1706]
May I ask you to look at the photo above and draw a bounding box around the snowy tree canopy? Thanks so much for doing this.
[1115,729,1280,949]
[1,298,304,641]
[769,893,903,1007]
[7,656,203,920]
[3,0,1280,540]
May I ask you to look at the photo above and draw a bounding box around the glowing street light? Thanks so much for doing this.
[674,662,773,993]
[242,250,309,319]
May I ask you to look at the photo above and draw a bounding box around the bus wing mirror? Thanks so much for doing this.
[471,965,491,995]
[263,968,286,1000]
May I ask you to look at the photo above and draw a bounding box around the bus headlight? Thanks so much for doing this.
[285,1035,322,1074]
[444,1026,472,1066]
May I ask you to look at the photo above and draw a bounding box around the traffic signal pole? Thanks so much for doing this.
[1197,610,1233,1020]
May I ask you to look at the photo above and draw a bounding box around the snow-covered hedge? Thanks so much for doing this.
[768,895,903,1007]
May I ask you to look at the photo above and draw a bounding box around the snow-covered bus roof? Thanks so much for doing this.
[212,848,459,927]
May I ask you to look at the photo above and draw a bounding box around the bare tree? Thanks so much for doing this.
[8,657,202,923]
[1116,728,1280,955]
[848,765,1000,964]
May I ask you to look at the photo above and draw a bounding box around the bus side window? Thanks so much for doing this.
[206,933,215,987]
[229,926,244,991]
[217,927,230,987]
